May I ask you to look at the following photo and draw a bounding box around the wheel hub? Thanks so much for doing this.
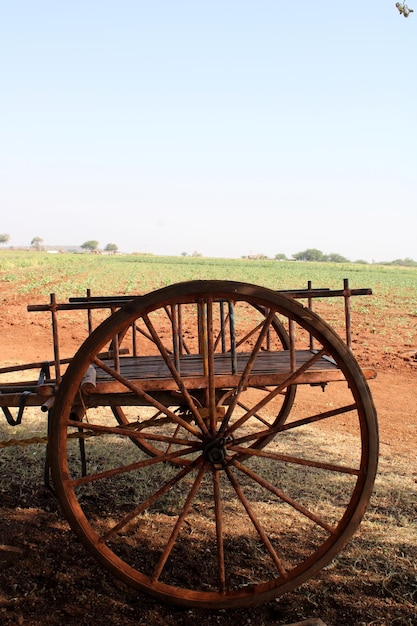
[203,437,228,467]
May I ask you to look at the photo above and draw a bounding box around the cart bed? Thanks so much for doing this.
[90,350,376,395]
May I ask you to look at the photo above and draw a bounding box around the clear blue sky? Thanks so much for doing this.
[1,1,416,261]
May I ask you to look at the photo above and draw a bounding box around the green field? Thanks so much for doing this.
[2,250,416,358]
[1,249,417,298]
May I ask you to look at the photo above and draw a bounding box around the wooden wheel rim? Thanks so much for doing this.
[50,280,378,608]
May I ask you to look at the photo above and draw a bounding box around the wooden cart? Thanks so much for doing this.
[0,279,378,609]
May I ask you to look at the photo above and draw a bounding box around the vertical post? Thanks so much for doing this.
[197,302,202,353]
[265,307,271,351]
[131,321,137,356]
[206,297,217,432]
[307,281,314,352]
[50,293,61,384]
[171,304,180,372]
[220,301,226,353]
[110,306,120,373]
[289,318,296,372]
[178,304,184,355]
[344,278,352,351]
[86,288,93,335]
[198,300,208,376]
[228,301,237,374]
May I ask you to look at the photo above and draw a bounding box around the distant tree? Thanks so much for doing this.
[326,252,349,263]
[293,248,325,262]
[181,251,188,257]
[31,236,44,250]
[248,253,268,260]
[0,233,10,245]
[104,243,118,253]
[81,240,99,252]
[274,253,287,261]
[389,257,417,267]
[354,259,369,265]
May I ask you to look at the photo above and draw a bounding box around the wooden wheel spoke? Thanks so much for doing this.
[225,466,287,578]
[100,457,204,543]
[224,348,328,437]
[163,305,192,355]
[152,462,209,582]
[280,404,358,432]
[236,399,272,428]
[92,357,202,439]
[213,470,226,593]
[219,309,276,436]
[69,445,199,487]
[142,313,210,436]
[164,422,183,454]
[233,460,336,533]
[67,418,199,448]
[231,402,359,449]
[111,406,196,464]
[133,323,167,351]
[230,425,287,446]
[234,318,265,349]
[131,430,194,447]
[229,444,360,476]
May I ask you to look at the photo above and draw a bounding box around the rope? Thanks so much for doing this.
[0,431,98,449]
[0,411,193,449]
[0,435,49,448]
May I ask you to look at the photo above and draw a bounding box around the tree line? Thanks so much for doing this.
[0,234,118,253]
[1,235,416,266]
[270,248,417,266]
[285,248,417,266]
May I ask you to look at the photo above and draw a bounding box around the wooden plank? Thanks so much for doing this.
[29,286,372,312]
[67,286,372,303]
[97,351,340,381]
[90,369,350,395]
[0,392,50,408]
[84,350,376,397]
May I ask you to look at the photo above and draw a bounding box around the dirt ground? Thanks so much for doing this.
[1,295,416,625]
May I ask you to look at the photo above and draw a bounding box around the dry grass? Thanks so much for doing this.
[1,398,416,624]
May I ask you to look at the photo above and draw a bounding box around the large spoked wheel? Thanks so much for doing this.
[50,281,378,609]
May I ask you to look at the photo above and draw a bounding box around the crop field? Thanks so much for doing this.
[2,250,417,367]
[2,250,417,299]
[0,250,416,626]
